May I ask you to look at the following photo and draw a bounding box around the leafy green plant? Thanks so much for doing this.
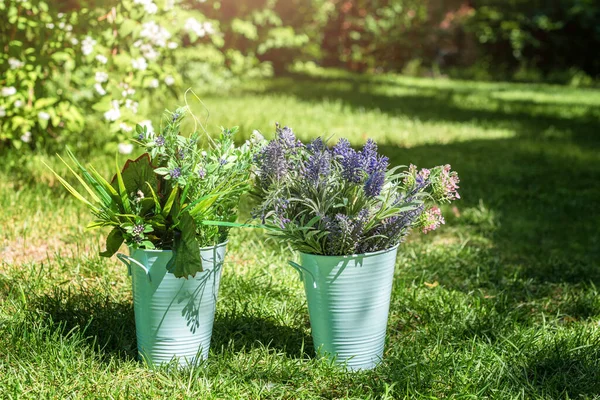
[46,106,259,278]
[0,0,275,151]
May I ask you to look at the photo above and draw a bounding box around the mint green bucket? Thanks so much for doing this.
[289,245,399,370]
[117,242,226,367]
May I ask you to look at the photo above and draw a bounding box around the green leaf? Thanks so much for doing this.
[99,228,124,257]
[162,186,178,217]
[166,211,203,278]
[111,153,158,200]
[114,154,131,214]
[42,161,99,212]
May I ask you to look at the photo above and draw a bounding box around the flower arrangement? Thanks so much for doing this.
[252,124,460,256]
[47,106,257,277]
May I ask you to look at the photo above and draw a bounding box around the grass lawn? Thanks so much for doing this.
[1,71,600,398]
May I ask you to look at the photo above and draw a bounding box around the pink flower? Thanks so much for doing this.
[422,206,445,234]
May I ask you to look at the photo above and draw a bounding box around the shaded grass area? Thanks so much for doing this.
[1,71,600,398]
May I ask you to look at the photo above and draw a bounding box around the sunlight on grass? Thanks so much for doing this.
[1,72,600,398]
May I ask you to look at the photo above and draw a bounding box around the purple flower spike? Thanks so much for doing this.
[155,135,166,146]
[305,138,332,185]
[364,170,385,197]
[333,139,363,183]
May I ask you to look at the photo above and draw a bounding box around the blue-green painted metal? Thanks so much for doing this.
[117,242,226,367]
[289,245,399,371]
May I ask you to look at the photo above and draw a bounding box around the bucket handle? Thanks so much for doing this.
[117,253,152,282]
[288,261,317,288]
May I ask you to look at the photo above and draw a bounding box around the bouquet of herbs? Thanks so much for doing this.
[252,124,460,256]
[48,107,257,277]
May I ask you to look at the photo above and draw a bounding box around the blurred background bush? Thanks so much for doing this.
[2,0,599,151]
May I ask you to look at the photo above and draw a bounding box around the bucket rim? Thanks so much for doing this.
[128,240,229,254]
[297,243,399,260]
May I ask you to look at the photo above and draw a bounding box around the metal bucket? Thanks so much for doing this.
[289,245,398,370]
[117,242,226,367]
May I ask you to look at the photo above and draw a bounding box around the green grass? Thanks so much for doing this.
[1,71,600,398]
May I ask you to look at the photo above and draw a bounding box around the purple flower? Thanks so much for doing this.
[364,170,385,197]
[359,204,424,253]
[307,137,326,153]
[178,149,185,159]
[325,209,369,255]
[197,168,206,179]
[305,138,332,185]
[172,112,180,122]
[275,123,303,150]
[219,158,228,166]
[333,139,363,183]
[132,224,145,235]
[137,132,145,141]
[257,140,288,187]
[170,167,181,179]
[155,135,165,146]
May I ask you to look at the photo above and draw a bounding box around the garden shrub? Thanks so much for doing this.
[0,0,274,151]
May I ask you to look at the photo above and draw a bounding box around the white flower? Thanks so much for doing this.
[46,23,55,29]
[58,12,64,18]
[81,36,97,56]
[125,99,139,114]
[145,2,158,14]
[134,0,159,15]
[119,123,133,132]
[0,107,6,117]
[14,100,23,108]
[58,22,65,29]
[164,75,175,86]
[140,43,159,61]
[118,143,134,154]
[167,41,178,49]
[8,58,24,69]
[95,54,108,64]
[131,57,148,71]
[140,21,171,48]
[148,79,159,88]
[94,83,106,96]
[104,100,121,121]
[38,111,50,120]
[185,18,206,38]
[203,22,215,35]
[70,38,79,45]
[138,119,154,134]
[95,71,109,83]
[21,131,32,143]
[2,87,17,96]
[65,24,73,32]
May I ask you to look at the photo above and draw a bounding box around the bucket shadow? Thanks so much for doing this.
[211,313,313,359]
[29,287,137,361]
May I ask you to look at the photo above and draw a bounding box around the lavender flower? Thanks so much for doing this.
[178,148,185,159]
[219,158,228,166]
[305,138,332,185]
[257,140,288,187]
[155,135,165,146]
[276,123,303,150]
[333,139,363,183]
[364,170,385,197]
[170,167,181,179]
[197,168,206,179]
